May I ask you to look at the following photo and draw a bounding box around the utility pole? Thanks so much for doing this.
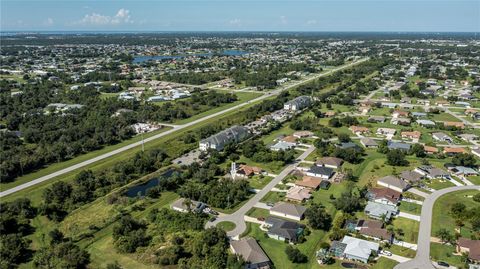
[141,132,145,152]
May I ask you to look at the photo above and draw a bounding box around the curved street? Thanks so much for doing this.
[394,185,480,269]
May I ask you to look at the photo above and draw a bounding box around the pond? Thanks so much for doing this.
[133,50,249,63]
[125,169,176,197]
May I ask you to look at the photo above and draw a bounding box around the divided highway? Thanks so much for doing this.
[0,58,368,198]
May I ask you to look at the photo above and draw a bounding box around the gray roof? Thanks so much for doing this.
[270,202,306,218]
[361,137,378,147]
[230,238,270,265]
[200,125,250,150]
[285,96,312,109]
[364,201,398,220]
[265,217,305,242]
[378,175,410,190]
[341,236,380,260]
[387,141,411,151]
[307,166,334,177]
[400,170,423,182]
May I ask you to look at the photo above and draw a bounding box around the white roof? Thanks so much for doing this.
[341,236,379,260]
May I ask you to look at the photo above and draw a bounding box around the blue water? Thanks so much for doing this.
[125,169,176,197]
[133,50,249,63]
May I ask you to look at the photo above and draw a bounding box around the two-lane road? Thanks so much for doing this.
[394,185,480,269]
[0,58,368,198]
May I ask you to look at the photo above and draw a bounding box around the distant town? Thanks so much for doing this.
[1,32,479,269]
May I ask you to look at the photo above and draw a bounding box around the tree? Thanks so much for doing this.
[473,193,480,203]
[386,149,409,166]
[305,203,332,230]
[285,246,307,263]
[337,133,351,143]
[435,228,454,244]
[452,153,476,167]
[410,144,426,157]
[450,202,467,220]
[333,189,363,213]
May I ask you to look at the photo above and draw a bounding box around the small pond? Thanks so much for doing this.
[125,169,176,197]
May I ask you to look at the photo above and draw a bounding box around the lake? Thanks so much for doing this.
[125,169,176,197]
[133,50,249,63]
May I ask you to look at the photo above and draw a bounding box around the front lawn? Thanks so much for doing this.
[430,242,464,268]
[260,191,286,204]
[398,201,422,215]
[217,221,236,232]
[392,217,419,243]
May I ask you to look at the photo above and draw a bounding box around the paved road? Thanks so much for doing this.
[394,185,480,269]
[0,59,368,198]
[206,146,316,239]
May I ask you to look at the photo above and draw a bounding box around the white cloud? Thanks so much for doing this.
[76,8,132,26]
[229,18,242,27]
[306,19,317,25]
[43,18,54,26]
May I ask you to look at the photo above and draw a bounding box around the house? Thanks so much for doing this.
[364,201,398,221]
[392,110,409,118]
[472,148,480,158]
[315,157,344,169]
[200,125,250,151]
[264,217,305,243]
[377,175,410,192]
[286,186,312,202]
[414,166,450,179]
[295,176,322,190]
[399,170,424,183]
[237,165,264,178]
[349,126,370,135]
[444,121,465,129]
[457,238,480,262]
[325,111,336,117]
[330,236,379,263]
[424,146,439,155]
[360,137,379,148]
[376,128,396,138]
[459,134,479,143]
[269,202,306,221]
[171,198,206,213]
[366,187,401,206]
[230,238,271,269]
[432,132,453,143]
[416,119,436,127]
[391,117,411,126]
[381,102,397,109]
[444,147,467,155]
[449,166,478,177]
[387,141,411,152]
[270,141,296,151]
[359,228,394,243]
[401,131,421,141]
[354,219,384,231]
[367,116,385,123]
[283,96,312,111]
[281,135,298,143]
[305,166,334,179]
[337,142,362,151]
[411,112,427,118]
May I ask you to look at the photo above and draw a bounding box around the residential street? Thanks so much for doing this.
[206,146,316,239]
[0,59,368,198]
[393,185,480,269]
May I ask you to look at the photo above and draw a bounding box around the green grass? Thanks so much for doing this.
[398,201,422,215]
[370,257,399,269]
[392,217,419,243]
[249,175,274,189]
[467,176,480,185]
[217,221,236,232]
[425,179,456,190]
[429,113,461,122]
[260,191,285,204]
[386,245,416,258]
[0,127,172,192]
[431,190,480,238]
[246,208,270,219]
[430,242,464,268]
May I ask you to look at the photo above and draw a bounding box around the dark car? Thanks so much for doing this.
[437,261,449,267]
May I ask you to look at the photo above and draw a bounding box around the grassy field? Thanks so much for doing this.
[246,208,270,219]
[398,201,422,215]
[173,91,263,124]
[386,245,416,258]
[260,191,286,204]
[425,179,456,190]
[217,221,236,232]
[0,127,172,192]
[430,243,464,268]
[249,175,274,189]
[392,217,419,243]
[431,189,480,238]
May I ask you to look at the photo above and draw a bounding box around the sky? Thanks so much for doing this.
[1,0,479,32]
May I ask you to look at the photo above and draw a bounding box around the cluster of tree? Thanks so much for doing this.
[314,140,365,164]
[328,116,359,128]
[332,185,366,213]
[161,72,226,85]
[285,246,308,263]
[147,207,208,233]
[305,203,332,230]
[32,229,90,269]
[112,215,150,253]
[232,63,316,89]
[241,140,295,164]
[0,198,36,268]
[452,153,477,167]
[290,116,318,131]
[40,150,168,221]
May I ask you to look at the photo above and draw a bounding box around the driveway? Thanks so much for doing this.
[393,185,480,269]
[397,212,421,222]
[206,146,316,239]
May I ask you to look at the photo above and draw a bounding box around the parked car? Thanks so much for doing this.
[437,261,449,267]
[381,250,392,256]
